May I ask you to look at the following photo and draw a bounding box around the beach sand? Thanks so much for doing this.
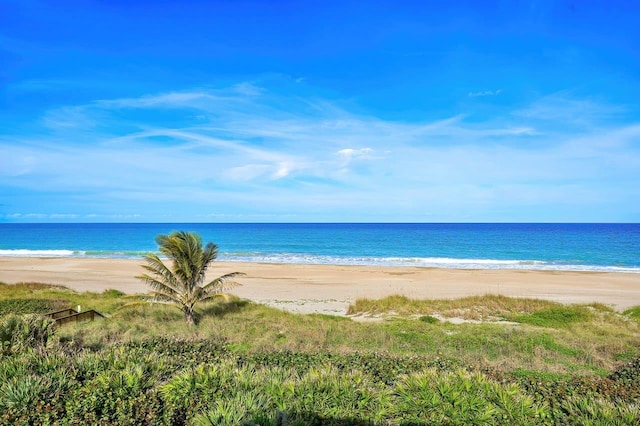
[1,257,640,315]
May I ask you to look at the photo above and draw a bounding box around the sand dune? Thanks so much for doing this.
[1,257,640,315]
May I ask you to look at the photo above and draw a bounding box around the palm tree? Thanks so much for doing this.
[137,231,243,325]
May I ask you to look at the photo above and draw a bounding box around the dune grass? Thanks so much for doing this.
[624,305,640,321]
[0,285,619,375]
[2,282,640,424]
[509,306,594,328]
[1,282,639,373]
[0,281,137,314]
[347,294,569,320]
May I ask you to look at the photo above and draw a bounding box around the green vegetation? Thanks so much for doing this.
[0,314,56,355]
[1,282,640,424]
[624,305,640,321]
[419,315,439,324]
[0,282,134,314]
[347,294,601,321]
[137,231,244,325]
[510,306,593,328]
[0,298,68,316]
[0,282,70,316]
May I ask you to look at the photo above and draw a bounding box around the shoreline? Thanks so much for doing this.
[2,257,640,315]
[1,252,639,275]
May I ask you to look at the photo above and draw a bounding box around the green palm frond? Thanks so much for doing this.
[136,231,242,325]
[139,278,178,303]
[138,254,181,291]
[202,271,244,290]
[200,272,244,298]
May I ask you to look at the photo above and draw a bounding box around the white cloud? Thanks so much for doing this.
[337,147,373,158]
[273,162,294,179]
[468,89,502,97]
[226,164,272,181]
[513,92,626,124]
[95,91,220,109]
[2,83,639,221]
[232,82,263,96]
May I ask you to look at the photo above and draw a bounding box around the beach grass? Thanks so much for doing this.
[0,281,137,314]
[2,282,637,372]
[624,305,640,321]
[346,294,607,320]
[2,282,640,424]
[54,301,605,373]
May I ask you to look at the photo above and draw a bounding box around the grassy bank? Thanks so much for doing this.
[1,282,640,425]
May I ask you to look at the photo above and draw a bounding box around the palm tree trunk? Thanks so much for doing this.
[184,307,196,326]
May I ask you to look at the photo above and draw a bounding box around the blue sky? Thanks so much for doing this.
[1,0,639,222]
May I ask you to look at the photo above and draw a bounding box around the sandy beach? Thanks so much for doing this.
[1,257,640,315]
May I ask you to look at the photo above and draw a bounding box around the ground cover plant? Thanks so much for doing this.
[1,283,640,424]
[624,305,640,321]
[0,282,135,315]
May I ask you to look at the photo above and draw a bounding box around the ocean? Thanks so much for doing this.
[0,223,638,273]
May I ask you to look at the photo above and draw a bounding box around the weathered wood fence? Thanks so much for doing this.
[44,308,105,326]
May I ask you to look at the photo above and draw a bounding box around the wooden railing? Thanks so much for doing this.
[44,308,105,326]
[45,308,78,320]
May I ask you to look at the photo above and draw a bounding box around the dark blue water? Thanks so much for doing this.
[0,223,638,272]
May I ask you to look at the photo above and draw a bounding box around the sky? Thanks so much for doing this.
[1,0,639,223]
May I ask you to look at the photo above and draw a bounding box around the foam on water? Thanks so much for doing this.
[1,248,638,272]
[218,252,640,273]
[0,249,81,257]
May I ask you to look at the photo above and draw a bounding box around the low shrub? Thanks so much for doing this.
[623,306,640,321]
[609,357,640,390]
[0,298,69,316]
[419,315,439,324]
[102,289,125,298]
[0,370,72,425]
[64,363,163,425]
[118,337,230,367]
[392,369,549,425]
[487,366,640,412]
[1,340,639,425]
[553,396,640,425]
[242,350,459,385]
[0,314,57,355]
[511,307,592,328]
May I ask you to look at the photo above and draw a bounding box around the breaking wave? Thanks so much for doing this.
[0,249,81,257]
[218,252,640,273]
[1,249,638,273]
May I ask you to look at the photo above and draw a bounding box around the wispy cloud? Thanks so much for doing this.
[1,83,638,221]
[513,92,626,126]
[468,89,502,97]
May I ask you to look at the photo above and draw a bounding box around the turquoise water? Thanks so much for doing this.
[0,223,638,272]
